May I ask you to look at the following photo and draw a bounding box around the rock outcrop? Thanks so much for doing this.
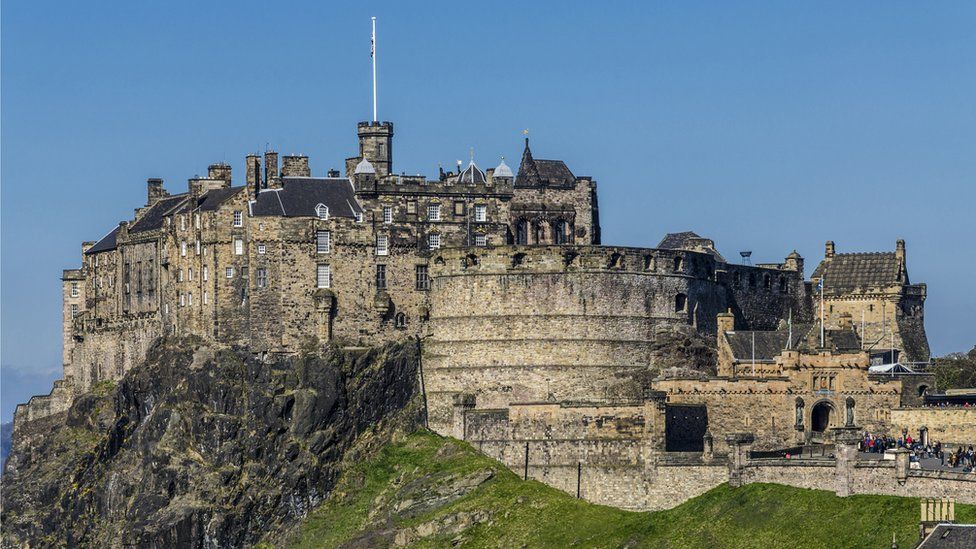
[1,337,421,548]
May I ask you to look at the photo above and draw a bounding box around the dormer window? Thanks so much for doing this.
[316,204,329,220]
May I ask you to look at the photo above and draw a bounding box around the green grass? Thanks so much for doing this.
[288,431,976,548]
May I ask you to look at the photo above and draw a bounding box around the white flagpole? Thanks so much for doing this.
[371,17,377,123]
[787,308,793,350]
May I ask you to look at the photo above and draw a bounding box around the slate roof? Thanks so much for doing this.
[85,226,121,255]
[251,177,363,218]
[195,186,245,211]
[458,161,487,185]
[658,231,703,250]
[128,195,189,234]
[811,252,905,293]
[724,324,862,361]
[918,524,976,549]
[515,140,575,187]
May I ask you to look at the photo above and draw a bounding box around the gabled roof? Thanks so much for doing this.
[658,231,703,250]
[724,324,862,362]
[251,177,363,218]
[85,226,121,255]
[515,139,575,187]
[195,186,245,211]
[918,524,976,549]
[811,252,905,293]
[128,195,189,233]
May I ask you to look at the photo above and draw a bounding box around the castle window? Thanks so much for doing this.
[188,268,193,281]
[395,312,407,329]
[764,274,771,290]
[181,241,187,257]
[554,220,569,244]
[428,233,441,250]
[516,219,529,245]
[474,204,487,222]
[179,293,185,307]
[675,293,688,312]
[748,273,756,287]
[315,204,329,220]
[70,304,78,318]
[233,211,243,227]
[317,230,331,254]
[196,240,201,255]
[226,267,234,278]
[428,204,441,222]
[258,244,266,255]
[181,216,187,231]
[188,292,193,306]
[453,201,465,217]
[673,256,683,273]
[779,276,788,293]
[407,201,417,215]
[383,206,393,224]
[203,266,209,281]
[475,234,487,247]
[70,282,79,298]
[316,263,331,288]
[163,303,169,315]
[376,235,389,256]
[415,265,430,291]
[375,264,387,289]
[203,291,208,305]
[178,269,184,283]
[195,214,200,229]
[234,238,244,255]
[256,268,268,288]
[733,272,741,287]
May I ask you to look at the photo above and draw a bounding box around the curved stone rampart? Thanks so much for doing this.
[425,245,727,433]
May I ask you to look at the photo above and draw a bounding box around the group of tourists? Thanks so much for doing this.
[859,430,975,472]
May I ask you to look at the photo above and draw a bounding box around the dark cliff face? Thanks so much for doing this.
[1,337,421,548]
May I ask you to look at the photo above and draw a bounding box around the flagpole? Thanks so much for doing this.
[371,16,377,123]
[787,308,792,350]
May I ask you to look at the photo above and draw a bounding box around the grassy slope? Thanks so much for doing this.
[288,431,975,548]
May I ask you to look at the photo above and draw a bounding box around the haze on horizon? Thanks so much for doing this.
[2,1,974,422]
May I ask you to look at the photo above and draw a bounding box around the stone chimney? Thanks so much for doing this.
[825,240,835,258]
[281,155,311,177]
[264,151,280,189]
[246,154,261,189]
[717,309,735,333]
[146,178,168,206]
[896,239,906,265]
[207,163,232,185]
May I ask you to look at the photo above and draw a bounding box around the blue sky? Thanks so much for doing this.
[2,1,974,422]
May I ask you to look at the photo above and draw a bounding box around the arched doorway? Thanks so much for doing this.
[811,401,833,433]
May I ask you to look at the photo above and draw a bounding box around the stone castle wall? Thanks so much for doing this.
[889,408,976,445]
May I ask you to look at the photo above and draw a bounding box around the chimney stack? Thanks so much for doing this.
[207,163,232,185]
[146,178,168,206]
[246,154,261,199]
[717,309,735,333]
[264,151,280,189]
[896,239,906,263]
[281,155,311,177]
[825,240,836,258]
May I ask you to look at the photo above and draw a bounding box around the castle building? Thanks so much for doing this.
[16,117,949,512]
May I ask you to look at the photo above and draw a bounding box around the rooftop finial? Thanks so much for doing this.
[522,128,530,149]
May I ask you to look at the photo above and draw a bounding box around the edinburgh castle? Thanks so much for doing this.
[15,118,974,511]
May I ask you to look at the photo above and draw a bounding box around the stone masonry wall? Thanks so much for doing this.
[889,408,976,445]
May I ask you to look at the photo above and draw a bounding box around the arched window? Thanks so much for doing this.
[748,273,756,287]
[315,204,329,219]
[795,398,805,429]
[779,276,788,293]
[675,293,687,312]
[553,220,569,244]
[515,219,529,245]
[394,312,407,329]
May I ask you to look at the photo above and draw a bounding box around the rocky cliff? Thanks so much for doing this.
[1,337,421,548]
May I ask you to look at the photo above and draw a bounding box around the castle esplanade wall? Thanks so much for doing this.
[424,245,730,434]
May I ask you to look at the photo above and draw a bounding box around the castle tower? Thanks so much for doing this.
[357,121,393,177]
